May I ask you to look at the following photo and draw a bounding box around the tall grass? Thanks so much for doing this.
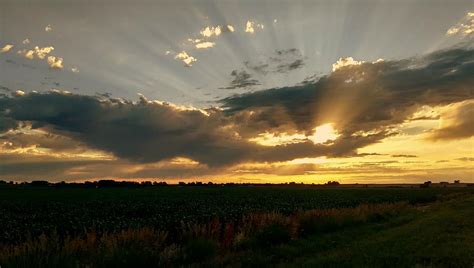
[0,202,409,267]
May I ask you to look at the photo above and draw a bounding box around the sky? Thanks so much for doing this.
[0,0,473,183]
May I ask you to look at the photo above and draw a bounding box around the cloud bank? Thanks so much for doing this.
[0,45,473,172]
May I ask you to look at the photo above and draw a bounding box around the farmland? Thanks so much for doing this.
[0,184,473,267]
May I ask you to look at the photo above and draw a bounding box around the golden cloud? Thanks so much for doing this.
[332,57,364,72]
[18,46,55,60]
[250,123,339,146]
[245,20,264,34]
[0,44,14,53]
[446,11,474,37]
[47,56,64,69]
[175,51,197,66]
[200,25,222,37]
[14,90,25,97]
[195,41,215,49]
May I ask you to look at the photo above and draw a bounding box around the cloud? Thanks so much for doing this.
[0,91,390,168]
[17,49,34,59]
[0,92,253,166]
[1,44,14,53]
[34,46,55,59]
[332,57,364,72]
[221,70,260,89]
[391,154,417,158]
[278,59,304,72]
[446,12,474,37]
[195,41,215,49]
[244,48,305,75]
[456,157,474,162]
[0,45,472,171]
[200,25,226,37]
[14,90,25,97]
[245,20,264,34]
[221,45,473,142]
[47,56,64,69]
[0,85,11,92]
[225,25,235,32]
[174,51,197,66]
[18,46,55,60]
[426,100,474,141]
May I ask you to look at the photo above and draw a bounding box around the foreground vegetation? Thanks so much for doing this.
[0,185,472,267]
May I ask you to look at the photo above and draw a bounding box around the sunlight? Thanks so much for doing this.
[249,123,339,146]
[308,123,339,144]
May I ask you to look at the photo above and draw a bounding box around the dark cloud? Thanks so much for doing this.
[275,48,299,56]
[220,70,260,89]
[222,45,474,140]
[352,153,385,157]
[0,91,392,167]
[456,157,474,162]
[0,116,18,132]
[276,59,304,73]
[0,45,472,170]
[0,85,11,92]
[391,154,417,158]
[244,48,305,75]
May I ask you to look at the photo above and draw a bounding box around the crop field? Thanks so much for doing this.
[0,185,463,242]
[0,185,473,267]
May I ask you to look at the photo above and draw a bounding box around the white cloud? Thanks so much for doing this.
[47,56,64,69]
[175,51,197,66]
[195,41,215,49]
[446,11,474,37]
[332,57,364,72]
[0,44,14,53]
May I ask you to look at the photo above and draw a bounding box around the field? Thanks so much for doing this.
[0,184,473,267]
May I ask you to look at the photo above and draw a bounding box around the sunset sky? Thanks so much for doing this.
[0,0,473,183]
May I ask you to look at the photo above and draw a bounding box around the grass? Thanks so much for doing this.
[229,194,474,267]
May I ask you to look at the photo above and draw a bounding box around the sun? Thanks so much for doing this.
[309,123,339,144]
